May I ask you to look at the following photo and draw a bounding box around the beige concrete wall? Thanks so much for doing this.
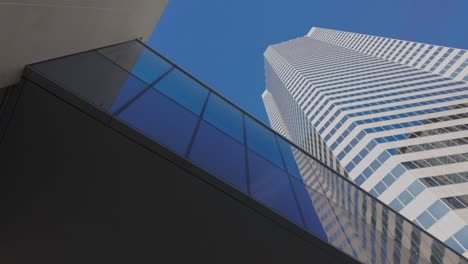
[0,0,168,87]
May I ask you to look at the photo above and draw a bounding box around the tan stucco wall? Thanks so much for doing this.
[0,0,168,87]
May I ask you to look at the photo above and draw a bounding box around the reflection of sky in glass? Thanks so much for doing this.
[248,149,304,227]
[110,76,147,114]
[129,48,172,84]
[245,116,284,169]
[189,121,247,192]
[153,69,208,115]
[203,94,244,143]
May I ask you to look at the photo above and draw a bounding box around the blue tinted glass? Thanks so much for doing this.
[454,226,468,249]
[355,175,366,185]
[154,69,209,115]
[391,165,406,178]
[245,117,284,169]
[445,237,465,254]
[130,49,172,84]
[427,201,449,220]
[382,174,396,186]
[369,189,379,197]
[189,121,247,192]
[110,76,148,114]
[98,41,172,84]
[248,150,303,226]
[389,199,404,212]
[203,94,244,143]
[375,182,387,194]
[276,137,302,180]
[417,211,436,229]
[117,89,198,155]
[398,191,413,205]
[407,181,425,197]
[291,178,328,241]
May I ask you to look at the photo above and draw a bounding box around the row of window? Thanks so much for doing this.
[301,67,420,113]
[411,45,434,67]
[304,72,446,126]
[388,136,468,155]
[397,42,418,63]
[327,97,468,155]
[354,102,468,126]
[387,181,425,213]
[303,63,412,95]
[420,47,444,69]
[373,124,468,144]
[305,71,426,116]
[319,85,466,144]
[402,152,468,170]
[299,59,396,90]
[366,164,409,197]
[414,200,450,230]
[450,58,468,78]
[320,94,468,152]
[348,95,468,119]
[445,226,468,255]
[429,48,454,72]
[439,50,466,75]
[443,195,468,210]
[387,41,408,61]
[329,72,438,102]
[313,66,420,91]
[335,83,464,107]
[364,110,468,135]
[420,172,468,187]
[401,44,424,65]
[317,65,411,98]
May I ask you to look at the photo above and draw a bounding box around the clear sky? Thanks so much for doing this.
[147,0,468,125]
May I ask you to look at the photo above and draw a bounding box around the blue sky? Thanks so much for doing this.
[147,0,468,125]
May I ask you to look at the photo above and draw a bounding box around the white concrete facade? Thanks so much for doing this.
[263,27,468,258]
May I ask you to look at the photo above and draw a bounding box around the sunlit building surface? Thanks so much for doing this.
[262,27,468,259]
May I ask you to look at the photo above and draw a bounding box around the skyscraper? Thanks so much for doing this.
[262,27,468,257]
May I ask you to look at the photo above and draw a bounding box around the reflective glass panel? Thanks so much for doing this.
[290,177,328,240]
[245,117,284,169]
[248,150,303,226]
[117,89,198,155]
[189,121,247,192]
[276,137,302,180]
[153,69,209,115]
[417,211,436,229]
[203,94,244,143]
[453,226,468,249]
[110,77,149,114]
[98,41,172,84]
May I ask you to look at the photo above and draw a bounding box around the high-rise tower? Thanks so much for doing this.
[262,27,468,257]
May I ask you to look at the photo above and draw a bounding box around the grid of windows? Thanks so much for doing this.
[265,28,468,258]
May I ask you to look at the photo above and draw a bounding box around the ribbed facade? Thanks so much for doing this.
[262,27,468,258]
